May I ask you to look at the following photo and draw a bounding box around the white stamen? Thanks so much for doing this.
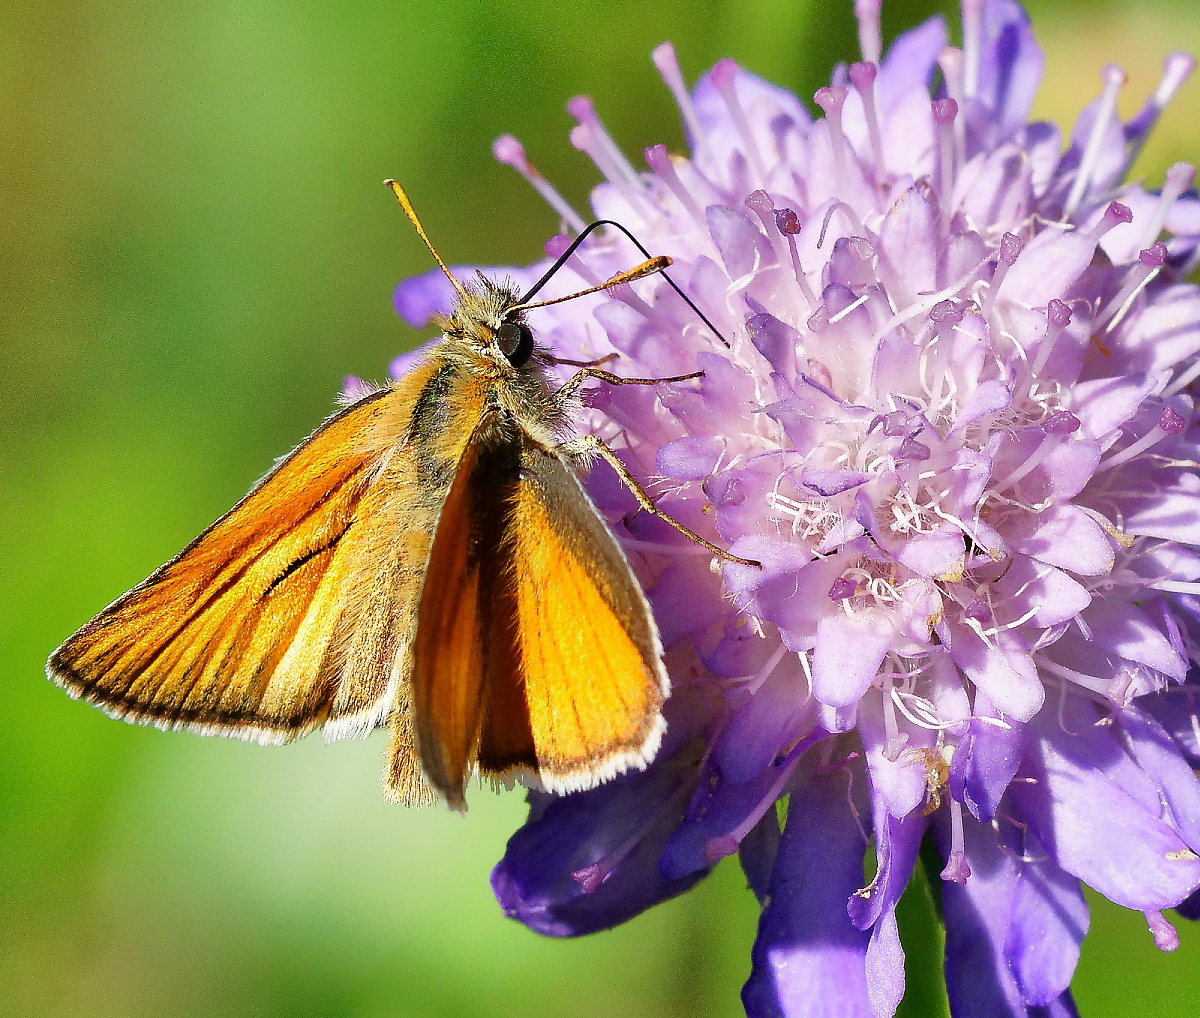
[872,254,992,342]
[785,232,820,309]
[1041,658,1127,701]
[816,199,867,252]
[828,293,872,324]
[1096,262,1162,334]
[891,689,958,732]
[1151,580,1200,595]
[1133,162,1196,252]
[493,135,587,233]
[850,62,886,181]
[941,799,971,883]
[1122,53,1196,176]
[992,432,1058,493]
[960,0,983,99]
[748,642,788,694]
[644,144,709,231]
[815,87,851,187]
[569,100,657,220]
[939,47,968,169]
[1062,65,1127,221]
[652,42,704,149]
[1097,421,1172,472]
[1164,355,1200,399]
[882,689,909,759]
[711,59,768,182]
[973,605,1040,638]
[856,0,883,64]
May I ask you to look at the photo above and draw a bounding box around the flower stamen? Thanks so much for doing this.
[1062,64,1128,221]
[493,135,587,233]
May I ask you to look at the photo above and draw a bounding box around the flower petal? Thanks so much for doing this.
[812,611,893,707]
[940,814,1082,1018]
[1010,502,1115,576]
[976,0,1044,139]
[1011,699,1200,910]
[742,766,874,1018]
[1121,706,1200,853]
[949,693,1027,823]
[1005,848,1089,1005]
[491,700,708,936]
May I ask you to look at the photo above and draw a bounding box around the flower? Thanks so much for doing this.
[394,1,1200,1015]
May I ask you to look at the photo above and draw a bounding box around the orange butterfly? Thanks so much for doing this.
[47,181,755,811]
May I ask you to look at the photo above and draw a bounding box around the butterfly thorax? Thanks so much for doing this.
[429,277,572,448]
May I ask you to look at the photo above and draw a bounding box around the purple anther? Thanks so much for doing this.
[746,189,774,214]
[1139,241,1168,267]
[829,576,858,601]
[566,94,595,123]
[848,61,878,91]
[963,600,991,624]
[899,436,932,461]
[568,123,591,153]
[999,232,1024,266]
[849,236,876,261]
[1165,161,1196,193]
[1098,201,1134,234]
[544,234,571,259]
[932,97,959,124]
[1046,298,1072,329]
[711,57,739,91]
[644,143,670,173]
[704,835,739,865]
[775,208,802,235]
[930,299,963,324]
[492,134,526,168]
[806,360,834,389]
[882,409,908,436]
[814,85,848,116]
[570,863,608,894]
[940,851,972,885]
[1158,405,1186,435]
[1044,410,1081,435]
[1146,911,1181,953]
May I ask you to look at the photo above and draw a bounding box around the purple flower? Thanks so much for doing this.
[396,2,1200,1015]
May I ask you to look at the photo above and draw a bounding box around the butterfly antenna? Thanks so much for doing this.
[385,179,468,298]
[516,219,730,348]
[511,257,673,311]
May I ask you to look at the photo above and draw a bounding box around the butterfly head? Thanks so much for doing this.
[435,274,537,372]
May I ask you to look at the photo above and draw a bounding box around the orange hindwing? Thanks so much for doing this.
[411,422,668,809]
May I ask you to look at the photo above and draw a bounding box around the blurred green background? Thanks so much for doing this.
[5,1,1199,1015]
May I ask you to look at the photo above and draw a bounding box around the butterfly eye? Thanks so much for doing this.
[496,321,535,367]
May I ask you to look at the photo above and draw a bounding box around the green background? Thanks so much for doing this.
[5,1,1199,1015]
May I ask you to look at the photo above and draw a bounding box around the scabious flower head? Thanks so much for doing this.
[394,2,1200,1015]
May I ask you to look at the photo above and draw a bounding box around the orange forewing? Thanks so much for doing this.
[412,427,667,808]
[47,367,436,745]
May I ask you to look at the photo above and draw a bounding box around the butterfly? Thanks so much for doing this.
[47,181,756,811]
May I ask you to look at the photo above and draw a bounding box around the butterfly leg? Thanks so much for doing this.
[544,352,618,369]
[555,367,704,400]
[556,433,761,567]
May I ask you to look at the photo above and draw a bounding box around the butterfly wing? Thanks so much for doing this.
[406,415,511,809]
[410,424,668,809]
[47,371,437,746]
[487,442,668,793]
